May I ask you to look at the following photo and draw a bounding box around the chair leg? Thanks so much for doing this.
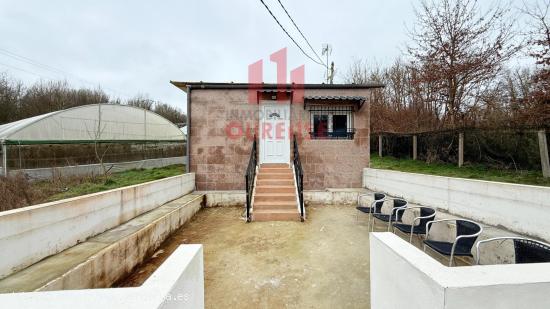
[423,244,427,252]
[449,256,454,267]
[409,233,413,243]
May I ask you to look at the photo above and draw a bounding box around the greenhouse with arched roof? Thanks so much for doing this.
[0,104,186,178]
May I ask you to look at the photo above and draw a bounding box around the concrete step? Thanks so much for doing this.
[259,168,293,174]
[260,163,289,168]
[254,200,297,210]
[255,185,295,193]
[253,209,301,221]
[257,173,293,180]
[0,194,204,293]
[254,193,296,202]
[256,179,294,186]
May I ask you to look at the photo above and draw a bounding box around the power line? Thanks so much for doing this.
[0,47,133,98]
[258,0,326,67]
[275,0,325,65]
[0,61,59,81]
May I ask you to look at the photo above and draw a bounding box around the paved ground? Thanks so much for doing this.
[118,206,373,308]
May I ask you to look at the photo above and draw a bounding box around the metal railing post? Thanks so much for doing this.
[2,142,7,177]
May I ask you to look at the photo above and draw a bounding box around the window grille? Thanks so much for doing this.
[308,105,355,140]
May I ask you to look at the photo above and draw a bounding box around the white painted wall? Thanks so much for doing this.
[0,245,204,309]
[363,168,550,242]
[0,173,195,280]
[371,233,550,309]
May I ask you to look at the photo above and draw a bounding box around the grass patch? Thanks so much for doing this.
[37,164,186,202]
[370,156,550,187]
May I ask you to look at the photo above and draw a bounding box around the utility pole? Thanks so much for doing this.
[322,44,335,84]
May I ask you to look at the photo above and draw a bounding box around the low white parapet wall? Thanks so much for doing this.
[0,173,195,280]
[0,244,204,309]
[371,233,550,309]
[363,168,550,242]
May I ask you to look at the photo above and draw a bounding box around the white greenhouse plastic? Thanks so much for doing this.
[0,104,185,176]
[0,104,184,144]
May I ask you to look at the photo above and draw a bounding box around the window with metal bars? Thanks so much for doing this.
[308,105,355,140]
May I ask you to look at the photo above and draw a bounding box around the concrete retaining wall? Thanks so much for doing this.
[0,245,204,309]
[371,233,550,309]
[363,168,550,242]
[197,191,246,207]
[0,173,195,280]
[304,188,368,206]
[0,156,186,181]
[198,189,369,208]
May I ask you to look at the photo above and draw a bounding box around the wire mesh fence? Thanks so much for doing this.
[371,128,549,171]
[2,141,185,172]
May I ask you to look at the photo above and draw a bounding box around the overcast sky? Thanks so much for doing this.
[0,0,538,112]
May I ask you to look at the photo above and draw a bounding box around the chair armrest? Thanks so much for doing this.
[450,225,483,262]
[411,212,436,227]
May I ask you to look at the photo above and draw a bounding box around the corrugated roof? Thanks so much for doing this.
[304,95,366,101]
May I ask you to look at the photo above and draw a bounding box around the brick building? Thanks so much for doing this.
[171,82,384,191]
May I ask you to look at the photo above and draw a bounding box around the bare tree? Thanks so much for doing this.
[126,94,155,110]
[0,73,23,124]
[523,0,550,127]
[408,0,522,128]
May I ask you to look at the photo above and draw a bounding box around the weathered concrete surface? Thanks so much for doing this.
[305,188,368,206]
[197,189,369,208]
[0,194,204,293]
[0,173,195,280]
[118,206,372,308]
[195,190,246,207]
[0,245,204,309]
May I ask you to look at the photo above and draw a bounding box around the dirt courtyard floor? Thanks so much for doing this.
[118,205,374,308]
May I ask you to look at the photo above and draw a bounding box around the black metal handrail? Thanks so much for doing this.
[293,134,305,221]
[245,135,257,222]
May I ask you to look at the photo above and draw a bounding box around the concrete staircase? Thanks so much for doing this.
[252,163,301,222]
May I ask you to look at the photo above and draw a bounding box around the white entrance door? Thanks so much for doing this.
[259,102,291,164]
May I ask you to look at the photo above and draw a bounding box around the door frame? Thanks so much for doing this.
[258,101,291,165]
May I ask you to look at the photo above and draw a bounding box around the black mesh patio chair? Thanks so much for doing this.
[392,206,436,243]
[369,198,408,232]
[356,192,386,222]
[423,219,483,267]
[475,237,550,265]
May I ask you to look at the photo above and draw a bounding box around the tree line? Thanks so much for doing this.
[0,75,186,126]
[345,0,550,134]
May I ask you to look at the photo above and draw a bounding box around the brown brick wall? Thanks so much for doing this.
[189,88,371,190]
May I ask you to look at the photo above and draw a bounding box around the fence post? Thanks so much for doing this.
[413,135,418,160]
[378,135,383,157]
[2,143,7,177]
[458,132,464,167]
[538,130,550,178]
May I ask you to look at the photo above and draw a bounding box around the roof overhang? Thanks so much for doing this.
[170,81,385,93]
[304,95,367,111]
